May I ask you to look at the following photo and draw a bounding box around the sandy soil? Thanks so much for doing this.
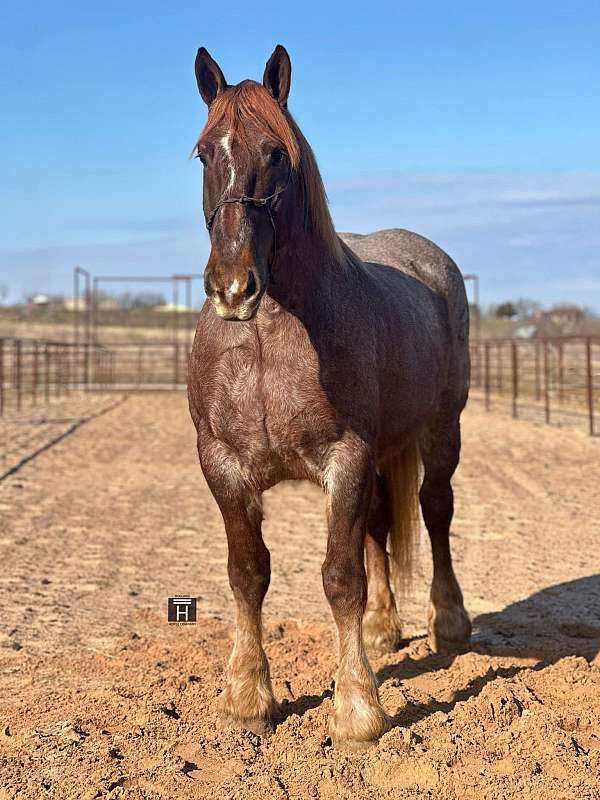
[0,394,599,799]
[0,395,126,481]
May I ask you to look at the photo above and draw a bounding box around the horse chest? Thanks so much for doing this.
[196,318,339,485]
[254,342,336,478]
[261,356,338,462]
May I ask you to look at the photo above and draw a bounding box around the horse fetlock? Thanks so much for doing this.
[427,600,472,654]
[329,675,391,747]
[218,659,275,735]
[363,605,403,653]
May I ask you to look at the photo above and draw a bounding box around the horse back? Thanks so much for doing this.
[339,228,470,409]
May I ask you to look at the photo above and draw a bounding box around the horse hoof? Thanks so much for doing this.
[427,602,472,655]
[363,629,403,655]
[428,634,470,656]
[219,711,275,737]
[329,704,391,748]
[217,684,276,737]
[363,608,403,654]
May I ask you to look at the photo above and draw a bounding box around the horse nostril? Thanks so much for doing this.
[246,270,258,298]
[204,270,215,297]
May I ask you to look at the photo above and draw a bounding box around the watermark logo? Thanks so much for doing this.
[167,596,197,624]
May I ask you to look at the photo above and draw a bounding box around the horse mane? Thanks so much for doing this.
[196,80,343,262]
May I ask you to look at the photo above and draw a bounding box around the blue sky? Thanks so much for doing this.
[1,0,599,309]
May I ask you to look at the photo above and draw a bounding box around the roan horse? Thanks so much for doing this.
[187,45,471,748]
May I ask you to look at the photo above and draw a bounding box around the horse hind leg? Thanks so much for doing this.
[363,475,403,653]
[419,413,471,654]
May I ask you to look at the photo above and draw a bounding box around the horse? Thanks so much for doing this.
[187,44,471,748]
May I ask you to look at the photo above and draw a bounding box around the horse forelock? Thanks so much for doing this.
[198,81,300,167]
[195,80,343,262]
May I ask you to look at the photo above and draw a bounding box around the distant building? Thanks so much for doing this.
[513,324,537,339]
[64,297,87,311]
[513,306,587,339]
[97,298,120,311]
[156,303,191,313]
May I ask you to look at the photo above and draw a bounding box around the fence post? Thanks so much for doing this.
[543,340,550,424]
[32,341,39,405]
[511,340,518,418]
[484,341,490,411]
[15,339,22,412]
[55,345,60,397]
[44,344,50,403]
[534,342,541,401]
[65,345,71,395]
[174,341,180,387]
[586,337,594,436]
[498,343,504,394]
[558,342,564,403]
[84,343,90,391]
[471,343,477,388]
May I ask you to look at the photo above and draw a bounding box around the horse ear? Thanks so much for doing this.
[263,45,291,108]
[195,47,227,106]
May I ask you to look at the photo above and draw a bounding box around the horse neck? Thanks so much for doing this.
[268,180,348,310]
[269,225,343,311]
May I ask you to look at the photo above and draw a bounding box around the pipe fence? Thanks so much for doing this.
[94,341,190,389]
[470,335,598,435]
[3,333,597,435]
[0,337,113,416]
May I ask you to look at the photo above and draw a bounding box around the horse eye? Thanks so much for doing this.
[271,148,285,166]
[197,153,207,166]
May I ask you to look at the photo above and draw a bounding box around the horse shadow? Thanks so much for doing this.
[279,575,600,728]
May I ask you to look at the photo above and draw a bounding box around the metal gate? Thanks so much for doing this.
[73,267,203,389]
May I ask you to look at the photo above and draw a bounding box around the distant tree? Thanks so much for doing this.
[131,292,166,309]
[547,303,584,318]
[495,301,518,319]
[114,291,166,310]
[0,284,8,305]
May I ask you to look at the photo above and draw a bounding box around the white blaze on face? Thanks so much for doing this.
[220,132,235,194]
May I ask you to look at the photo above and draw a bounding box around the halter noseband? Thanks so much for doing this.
[205,171,291,240]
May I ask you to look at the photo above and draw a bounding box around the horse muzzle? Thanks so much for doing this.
[204,263,265,321]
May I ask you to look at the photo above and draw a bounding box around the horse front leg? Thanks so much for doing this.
[322,441,391,748]
[220,493,275,734]
[201,447,275,735]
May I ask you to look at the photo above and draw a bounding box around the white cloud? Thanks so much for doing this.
[1,171,599,311]
[327,171,600,310]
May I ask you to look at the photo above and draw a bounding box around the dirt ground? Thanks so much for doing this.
[0,393,599,800]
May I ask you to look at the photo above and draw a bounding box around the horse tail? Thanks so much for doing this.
[380,439,422,594]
